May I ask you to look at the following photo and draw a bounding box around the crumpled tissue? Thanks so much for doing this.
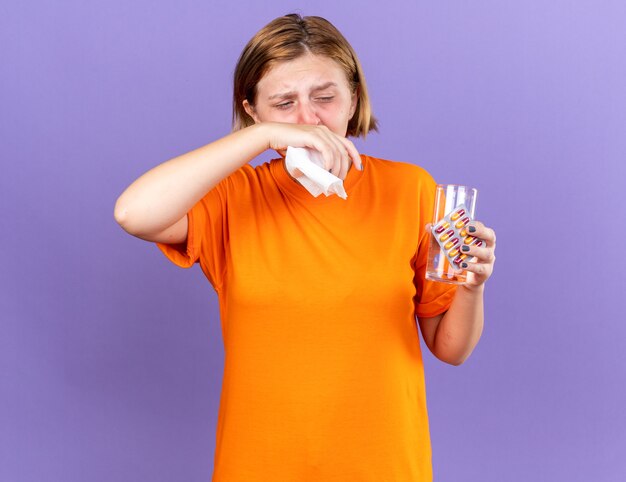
[284,146,348,200]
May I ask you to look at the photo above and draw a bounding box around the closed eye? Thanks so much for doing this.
[315,96,334,102]
[274,100,295,110]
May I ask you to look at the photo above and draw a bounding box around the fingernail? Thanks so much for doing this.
[461,245,470,252]
[461,262,468,268]
[468,226,476,233]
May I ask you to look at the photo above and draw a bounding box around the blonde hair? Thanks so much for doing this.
[232,14,378,138]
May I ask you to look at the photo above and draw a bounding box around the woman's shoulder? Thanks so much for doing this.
[216,161,274,190]
[362,154,436,184]
[204,159,282,205]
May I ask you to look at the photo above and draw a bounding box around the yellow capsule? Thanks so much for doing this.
[435,222,450,234]
[464,236,476,245]
[455,216,470,229]
[453,254,469,265]
[439,229,454,242]
[460,228,467,237]
[448,248,460,258]
[444,238,459,250]
[450,208,465,221]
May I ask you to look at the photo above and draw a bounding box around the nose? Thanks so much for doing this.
[296,101,320,125]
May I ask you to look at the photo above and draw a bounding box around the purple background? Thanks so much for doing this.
[2,1,625,481]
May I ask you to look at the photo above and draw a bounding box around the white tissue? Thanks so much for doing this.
[284,146,348,200]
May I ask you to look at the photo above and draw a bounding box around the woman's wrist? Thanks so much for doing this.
[459,283,485,295]
[245,122,272,152]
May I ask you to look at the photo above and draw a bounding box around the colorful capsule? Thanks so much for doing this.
[460,228,467,237]
[473,240,483,247]
[448,247,460,258]
[435,221,450,234]
[439,229,454,242]
[455,216,470,229]
[453,253,469,265]
[464,235,476,245]
[444,238,459,250]
[450,208,465,221]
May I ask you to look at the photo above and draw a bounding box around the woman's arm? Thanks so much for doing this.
[114,123,361,243]
[418,221,496,365]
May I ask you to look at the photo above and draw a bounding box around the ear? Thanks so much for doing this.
[349,88,359,118]
[243,99,260,124]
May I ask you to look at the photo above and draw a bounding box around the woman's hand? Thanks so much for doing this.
[459,221,496,290]
[260,122,362,179]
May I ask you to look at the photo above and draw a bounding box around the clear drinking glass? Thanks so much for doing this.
[425,184,478,284]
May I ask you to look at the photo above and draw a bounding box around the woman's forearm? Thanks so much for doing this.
[433,285,485,365]
[114,124,269,238]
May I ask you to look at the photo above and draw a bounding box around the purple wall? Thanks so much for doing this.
[2,1,625,481]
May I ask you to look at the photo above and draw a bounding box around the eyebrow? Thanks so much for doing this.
[267,82,338,101]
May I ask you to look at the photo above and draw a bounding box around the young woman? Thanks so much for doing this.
[115,13,496,481]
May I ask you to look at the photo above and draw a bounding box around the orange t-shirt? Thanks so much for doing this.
[158,155,456,481]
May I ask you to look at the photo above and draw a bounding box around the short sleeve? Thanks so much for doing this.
[412,231,457,318]
[156,180,229,291]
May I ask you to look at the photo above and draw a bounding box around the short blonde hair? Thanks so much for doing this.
[232,14,378,138]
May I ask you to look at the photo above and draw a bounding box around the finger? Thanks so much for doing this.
[459,244,495,264]
[324,131,351,179]
[311,138,343,176]
[305,127,358,180]
[467,221,496,247]
[326,136,349,179]
[460,258,492,279]
[310,128,346,177]
[327,146,347,179]
[321,129,358,179]
[338,137,362,171]
[337,159,349,180]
